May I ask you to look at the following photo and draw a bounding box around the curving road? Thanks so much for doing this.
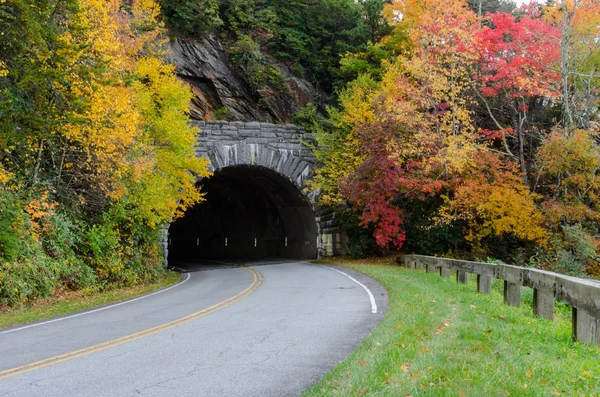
[0,260,386,397]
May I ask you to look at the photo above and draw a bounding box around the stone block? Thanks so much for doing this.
[238,129,261,137]
[457,270,468,284]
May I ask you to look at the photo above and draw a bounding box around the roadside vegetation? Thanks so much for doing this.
[0,271,181,329]
[0,0,208,307]
[304,257,600,397]
[307,0,600,279]
[2,0,599,312]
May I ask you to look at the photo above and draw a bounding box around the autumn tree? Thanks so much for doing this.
[438,150,547,251]
[544,0,600,129]
[339,0,482,249]
[475,9,561,182]
[0,0,209,303]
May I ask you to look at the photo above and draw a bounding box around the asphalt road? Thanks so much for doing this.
[0,260,387,397]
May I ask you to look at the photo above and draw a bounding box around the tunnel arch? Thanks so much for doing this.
[167,165,318,262]
[160,121,346,265]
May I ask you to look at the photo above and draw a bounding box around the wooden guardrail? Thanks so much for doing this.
[397,254,600,347]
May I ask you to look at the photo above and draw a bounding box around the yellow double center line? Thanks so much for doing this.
[0,265,263,381]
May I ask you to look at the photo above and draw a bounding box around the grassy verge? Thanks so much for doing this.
[0,271,181,329]
[304,257,600,397]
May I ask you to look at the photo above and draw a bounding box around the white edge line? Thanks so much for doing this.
[321,265,378,314]
[0,272,191,335]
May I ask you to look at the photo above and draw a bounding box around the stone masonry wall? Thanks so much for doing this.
[161,120,345,262]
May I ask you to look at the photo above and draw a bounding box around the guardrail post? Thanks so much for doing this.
[572,308,600,346]
[504,281,521,307]
[457,270,468,284]
[440,267,451,278]
[437,259,451,278]
[415,260,424,271]
[477,275,492,294]
[426,263,437,273]
[533,288,554,320]
[399,257,408,268]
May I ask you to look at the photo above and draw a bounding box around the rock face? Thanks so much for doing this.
[168,36,326,123]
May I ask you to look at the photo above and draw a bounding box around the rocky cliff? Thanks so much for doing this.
[168,36,327,123]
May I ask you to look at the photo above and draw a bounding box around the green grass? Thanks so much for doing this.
[0,271,182,329]
[304,257,600,397]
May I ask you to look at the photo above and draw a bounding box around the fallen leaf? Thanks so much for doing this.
[401,363,411,372]
[357,387,369,397]
[359,359,367,366]
[525,371,532,378]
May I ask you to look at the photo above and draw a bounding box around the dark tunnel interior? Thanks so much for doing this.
[167,165,318,263]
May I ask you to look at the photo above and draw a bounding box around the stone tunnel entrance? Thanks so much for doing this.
[167,165,318,263]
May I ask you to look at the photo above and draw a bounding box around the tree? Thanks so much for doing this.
[475,10,561,182]
[438,150,547,248]
[544,0,600,129]
[340,0,482,248]
[159,0,222,37]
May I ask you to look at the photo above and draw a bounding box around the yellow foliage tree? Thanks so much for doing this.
[59,0,208,224]
[438,150,547,246]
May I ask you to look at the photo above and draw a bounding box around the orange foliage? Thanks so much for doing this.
[439,151,547,246]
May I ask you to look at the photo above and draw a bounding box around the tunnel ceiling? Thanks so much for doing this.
[168,165,318,262]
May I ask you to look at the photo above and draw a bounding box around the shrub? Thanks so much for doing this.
[531,224,598,277]
[160,0,222,37]
[0,190,26,262]
[293,103,329,134]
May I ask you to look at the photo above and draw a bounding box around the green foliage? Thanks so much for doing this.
[532,225,598,277]
[0,254,96,306]
[160,0,222,37]
[229,34,287,91]
[0,189,25,261]
[402,197,466,256]
[160,0,388,94]
[292,103,328,134]
[339,42,391,82]
[337,209,381,258]
[213,107,230,120]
